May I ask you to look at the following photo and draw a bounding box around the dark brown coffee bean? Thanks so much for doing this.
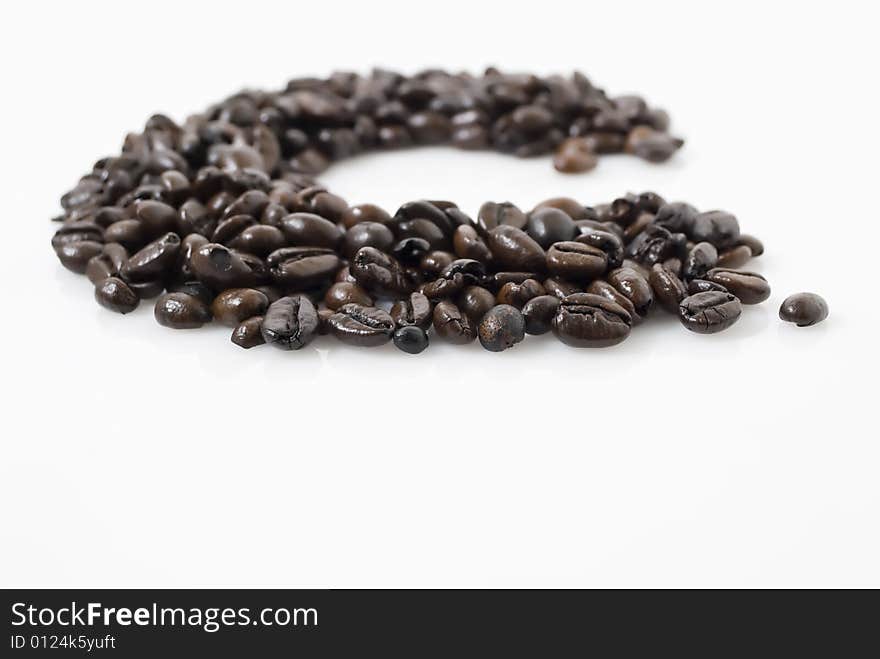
[267,247,341,291]
[479,305,525,352]
[736,234,764,257]
[682,242,718,281]
[649,263,688,313]
[231,316,265,348]
[190,243,260,290]
[551,293,632,347]
[625,224,686,266]
[261,295,319,350]
[716,245,752,269]
[390,292,433,330]
[496,278,545,308]
[586,280,639,322]
[526,207,577,248]
[553,137,598,173]
[211,288,270,327]
[678,291,742,334]
[85,243,128,284]
[227,224,286,257]
[56,240,104,274]
[485,225,546,272]
[328,303,394,347]
[154,292,212,329]
[607,267,653,316]
[690,211,740,248]
[779,293,828,327]
[342,222,395,259]
[433,301,476,344]
[323,282,373,311]
[477,201,527,232]
[522,295,560,335]
[94,277,140,314]
[453,225,493,262]
[281,212,343,249]
[533,197,591,221]
[705,268,770,304]
[457,286,496,322]
[350,246,413,295]
[546,242,607,281]
[420,250,455,278]
[393,325,430,354]
[341,203,391,228]
[543,277,582,299]
[574,229,624,269]
[625,126,684,162]
[121,232,181,282]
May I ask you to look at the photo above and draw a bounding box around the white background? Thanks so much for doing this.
[1,0,878,587]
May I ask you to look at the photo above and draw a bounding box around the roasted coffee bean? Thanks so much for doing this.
[154,292,212,329]
[654,202,698,234]
[678,292,742,334]
[479,305,525,352]
[526,207,577,248]
[546,242,607,281]
[128,279,165,299]
[85,243,128,284]
[419,250,455,278]
[281,212,343,249]
[716,245,752,269]
[122,232,181,282]
[231,316,266,348]
[190,243,261,290]
[625,126,684,162]
[705,268,770,304]
[94,277,140,314]
[390,292,432,329]
[261,295,319,349]
[268,247,341,291]
[649,263,688,313]
[227,224,286,257]
[391,237,431,265]
[341,203,391,228]
[496,278,545,308]
[625,224,685,266]
[351,246,412,295]
[553,137,598,173]
[433,301,476,343]
[211,288,270,327]
[393,325,429,354]
[56,240,105,274]
[485,225,546,272]
[586,280,639,321]
[394,200,455,237]
[522,295,560,335]
[422,272,465,300]
[457,285,496,322]
[574,229,623,269]
[736,234,764,257]
[328,303,394,347]
[324,282,373,311]
[167,280,215,305]
[687,279,728,295]
[779,293,828,327]
[606,267,653,316]
[135,200,179,238]
[533,197,590,221]
[477,201,527,231]
[342,222,395,259]
[682,242,718,280]
[543,277,582,299]
[52,220,103,249]
[551,293,632,347]
[453,225,493,262]
[690,211,740,248]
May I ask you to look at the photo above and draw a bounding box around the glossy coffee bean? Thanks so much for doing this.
[342,222,395,259]
[433,301,476,344]
[625,224,685,266]
[682,242,718,281]
[478,305,525,352]
[85,243,128,284]
[350,246,413,295]
[453,225,493,262]
[56,241,104,274]
[122,232,181,282]
[586,280,639,321]
[328,304,394,347]
[496,278,545,308]
[154,292,212,329]
[190,243,260,290]
[231,316,266,349]
[551,293,632,347]
[211,288,270,327]
[705,268,770,304]
[391,237,431,265]
[690,211,740,248]
[267,247,341,291]
[521,295,560,335]
[779,293,828,327]
[261,295,319,350]
[393,325,429,354]
[390,292,433,329]
[574,229,623,269]
[457,286,496,322]
[606,267,653,316]
[546,241,607,281]
[94,277,140,314]
[323,282,373,311]
[419,250,455,278]
[281,213,343,249]
[543,277,582,299]
[716,245,752,269]
[649,263,688,313]
[227,224,286,257]
[422,272,465,301]
[341,203,391,228]
[687,279,728,295]
[678,291,742,334]
[477,201,527,232]
[526,207,577,248]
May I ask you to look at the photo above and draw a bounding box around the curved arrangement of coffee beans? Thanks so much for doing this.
[51,68,822,354]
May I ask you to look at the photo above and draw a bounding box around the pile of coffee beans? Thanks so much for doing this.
[50,68,825,354]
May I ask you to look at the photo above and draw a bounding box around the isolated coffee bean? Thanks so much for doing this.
[231,316,265,348]
[526,208,577,248]
[546,242,607,281]
[154,292,212,329]
[678,291,742,334]
[649,263,688,313]
[211,288,270,327]
[496,278,545,308]
[479,305,525,351]
[779,293,828,327]
[433,301,476,343]
[122,232,181,282]
[606,267,653,316]
[551,293,632,347]
[261,295,318,350]
[705,268,770,304]
[393,325,429,354]
[324,282,373,311]
[328,303,394,347]
[683,242,718,281]
[390,292,433,329]
[94,277,140,314]
[522,295,560,335]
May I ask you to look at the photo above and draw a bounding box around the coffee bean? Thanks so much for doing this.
[477,201,527,232]
[690,211,740,248]
[574,229,623,269]
[649,263,688,313]
[154,292,212,329]
[526,208,577,248]
[56,241,104,274]
[94,277,140,314]
[586,280,639,321]
[705,268,770,304]
[625,224,685,266]
[85,243,128,284]
[736,234,764,257]
[342,203,391,229]
[457,285,496,322]
[606,267,653,316]
[534,197,590,220]
[328,303,394,347]
[553,137,598,173]
[682,242,718,280]
[190,243,260,290]
[267,247,340,291]
[390,292,433,329]
[391,237,431,265]
[543,277,582,299]
[716,245,752,269]
[393,325,429,354]
[453,225,493,262]
[231,316,266,349]
[551,293,632,347]
[211,288,270,327]
[479,305,525,351]
[687,279,728,295]
[351,246,413,295]
[547,241,607,281]
[522,295,560,335]
[779,293,828,327]
[261,295,318,350]
[281,212,343,249]
[122,232,181,282]
[433,301,476,343]
[324,282,373,311]
[678,291,742,334]
[625,126,684,162]
[342,222,395,259]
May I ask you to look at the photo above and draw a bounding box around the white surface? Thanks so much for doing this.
[1,0,878,587]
